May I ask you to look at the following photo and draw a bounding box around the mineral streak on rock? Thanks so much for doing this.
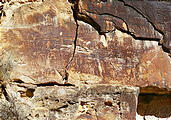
[0,0,170,120]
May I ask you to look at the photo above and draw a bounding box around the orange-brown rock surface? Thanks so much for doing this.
[0,0,170,120]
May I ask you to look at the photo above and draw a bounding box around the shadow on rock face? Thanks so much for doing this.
[137,86,171,118]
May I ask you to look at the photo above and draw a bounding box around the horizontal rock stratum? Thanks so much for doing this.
[0,0,170,120]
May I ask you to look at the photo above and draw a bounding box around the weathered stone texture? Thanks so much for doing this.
[0,0,170,120]
[0,0,170,88]
[0,84,139,120]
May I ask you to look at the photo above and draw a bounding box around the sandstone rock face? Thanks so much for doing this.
[0,85,138,120]
[0,0,170,120]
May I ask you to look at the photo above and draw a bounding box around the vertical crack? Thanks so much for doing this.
[64,0,107,83]
[64,0,80,83]
[1,84,9,101]
[65,7,79,70]
[63,0,170,82]
[69,0,107,37]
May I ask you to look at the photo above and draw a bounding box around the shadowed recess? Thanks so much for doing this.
[137,86,171,118]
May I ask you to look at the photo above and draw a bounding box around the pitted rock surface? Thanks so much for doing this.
[0,0,170,120]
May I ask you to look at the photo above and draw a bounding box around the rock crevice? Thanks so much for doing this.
[0,0,170,120]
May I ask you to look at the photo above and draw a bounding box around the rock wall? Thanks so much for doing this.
[0,0,170,120]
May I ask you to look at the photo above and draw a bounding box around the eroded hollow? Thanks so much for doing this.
[137,86,171,118]
[26,88,35,98]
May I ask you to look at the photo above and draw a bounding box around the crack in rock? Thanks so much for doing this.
[63,0,171,83]
[119,0,170,53]
[78,0,170,54]
[64,0,107,83]
[65,6,79,70]
[119,0,164,36]
[84,10,161,41]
